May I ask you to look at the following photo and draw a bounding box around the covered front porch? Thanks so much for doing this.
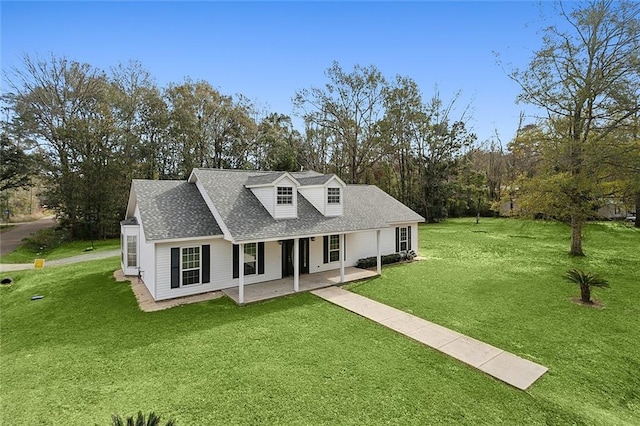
[223,266,377,305]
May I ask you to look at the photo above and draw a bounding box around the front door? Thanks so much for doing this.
[281,238,310,277]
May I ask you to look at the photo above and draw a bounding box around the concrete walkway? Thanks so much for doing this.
[312,287,548,390]
[0,249,121,272]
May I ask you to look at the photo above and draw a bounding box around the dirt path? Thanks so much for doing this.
[0,216,57,256]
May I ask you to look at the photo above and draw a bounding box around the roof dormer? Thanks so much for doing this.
[297,174,346,217]
[245,172,299,219]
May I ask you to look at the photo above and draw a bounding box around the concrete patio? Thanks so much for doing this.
[312,286,548,390]
[223,266,377,305]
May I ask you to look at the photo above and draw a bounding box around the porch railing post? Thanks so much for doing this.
[239,243,244,304]
[376,229,381,275]
[293,238,299,292]
[340,233,345,283]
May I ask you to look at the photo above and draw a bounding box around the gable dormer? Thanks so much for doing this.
[245,172,299,219]
[297,174,346,217]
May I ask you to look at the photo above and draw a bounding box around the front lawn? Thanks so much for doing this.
[1,219,638,424]
[0,237,120,264]
[349,218,640,425]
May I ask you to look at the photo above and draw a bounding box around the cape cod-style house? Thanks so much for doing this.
[121,169,424,303]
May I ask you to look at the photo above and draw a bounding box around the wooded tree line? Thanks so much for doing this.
[1,1,638,252]
[1,55,491,237]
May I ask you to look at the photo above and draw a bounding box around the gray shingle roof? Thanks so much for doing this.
[132,180,222,241]
[296,175,335,186]
[346,185,425,224]
[120,217,138,226]
[191,169,424,242]
[245,172,288,187]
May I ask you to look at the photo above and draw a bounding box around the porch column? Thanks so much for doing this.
[293,238,300,292]
[239,243,244,304]
[376,229,381,275]
[339,233,345,283]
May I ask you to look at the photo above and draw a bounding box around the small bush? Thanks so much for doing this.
[112,411,176,426]
[356,251,415,269]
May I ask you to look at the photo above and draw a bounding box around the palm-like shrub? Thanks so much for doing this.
[112,411,175,426]
[564,268,609,304]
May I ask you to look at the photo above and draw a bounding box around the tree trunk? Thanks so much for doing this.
[570,213,585,256]
[580,284,592,304]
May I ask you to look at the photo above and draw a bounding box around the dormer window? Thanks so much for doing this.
[277,187,293,205]
[327,187,341,204]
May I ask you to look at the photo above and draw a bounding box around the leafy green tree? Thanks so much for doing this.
[4,54,121,236]
[380,75,424,206]
[415,93,476,221]
[110,61,168,180]
[564,268,609,304]
[0,133,34,192]
[256,113,302,171]
[511,0,640,255]
[165,80,257,176]
[294,62,388,184]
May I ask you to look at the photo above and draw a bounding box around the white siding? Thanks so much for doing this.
[380,227,397,254]
[298,187,324,214]
[154,239,282,301]
[344,231,377,264]
[307,225,419,275]
[386,223,419,253]
[121,225,140,276]
[273,176,297,219]
[308,231,373,273]
[135,206,156,298]
[325,184,343,217]
[250,187,274,216]
[250,176,298,219]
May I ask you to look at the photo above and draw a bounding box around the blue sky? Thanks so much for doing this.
[1,1,555,146]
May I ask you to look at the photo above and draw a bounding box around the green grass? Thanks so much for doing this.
[0,238,120,264]
[1,219,639,424]
[348,218,640,425]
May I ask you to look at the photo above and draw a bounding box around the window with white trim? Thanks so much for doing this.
[329,234,340,262]
[277,186,293,205]
[399,227,408,251]
[182,247,200,285]
[327,187,340,204]
[244,243,257,275]
[127,235,137,267]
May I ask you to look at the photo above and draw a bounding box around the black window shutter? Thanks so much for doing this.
[171,247,180,288]
[323,236,329,264]
[232,244,239,279]
[202,245,210,283]
[408,226,412,251]
[395,227,400,252]
[258,242,265,275]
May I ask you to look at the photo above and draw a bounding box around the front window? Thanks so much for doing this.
[329,235,340,262]
[399,227,408,251]
[127,235,137,267]
[327,187,340,204]
[244,243,257,275]
[182,247,200,285]
[277,186,293,205]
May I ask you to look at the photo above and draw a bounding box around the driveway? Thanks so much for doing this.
[0,216,57,256]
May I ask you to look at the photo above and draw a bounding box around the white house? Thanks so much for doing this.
[121,169,424,303]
